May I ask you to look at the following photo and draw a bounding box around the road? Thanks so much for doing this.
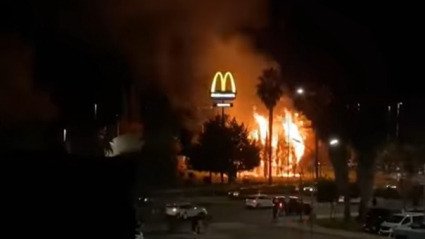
[142,196,365,239]
[146,222,353,239]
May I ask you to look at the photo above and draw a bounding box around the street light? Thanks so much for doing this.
[296,87,304,95]
[329,138,339,146]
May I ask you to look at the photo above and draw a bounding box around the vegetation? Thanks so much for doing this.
[377,142,425,208]
[256,67,284,184]
[188,115,261,183]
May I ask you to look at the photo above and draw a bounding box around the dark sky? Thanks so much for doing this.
[1,0,423,141]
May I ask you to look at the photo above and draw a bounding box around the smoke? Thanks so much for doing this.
[99,0,278,125]
[0,35,56,127]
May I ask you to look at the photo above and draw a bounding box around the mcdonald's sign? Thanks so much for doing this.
[210,71,236,100]
[213,102,233,108]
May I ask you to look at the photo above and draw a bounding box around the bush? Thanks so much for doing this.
[203,176,212,185]
[373,187,401,199]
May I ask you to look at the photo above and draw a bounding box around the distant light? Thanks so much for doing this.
[213,102,233,108]
[63,129,67,142]
[329,138,339,146]
[296,88,304,95]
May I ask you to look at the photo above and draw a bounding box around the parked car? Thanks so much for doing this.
[363,207,402,233]
[379,212,424,236]
[245,194,273,209]
[228,190,240,199]
[164,202,208,219]
[285,196,312,215]
[390,224,425,239]
[136,196,153,207]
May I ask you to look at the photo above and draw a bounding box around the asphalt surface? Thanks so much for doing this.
[142,196,365,239]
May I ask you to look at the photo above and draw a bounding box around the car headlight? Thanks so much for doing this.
[172,208,177,212]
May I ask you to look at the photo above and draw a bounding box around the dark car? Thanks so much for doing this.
[136,197,153,207]
[363,207,402,234]
[274,196,311,215]
[287,197,312,215]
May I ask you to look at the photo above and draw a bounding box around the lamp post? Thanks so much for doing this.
[396,102,403,138]
[299,168,304,221]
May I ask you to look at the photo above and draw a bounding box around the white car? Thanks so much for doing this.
[245,194,274,208]
[165,202,207,219]
[379,212,424,236]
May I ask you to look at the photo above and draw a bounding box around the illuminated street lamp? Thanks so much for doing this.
[329,138,339,146]
[296,87,304,95]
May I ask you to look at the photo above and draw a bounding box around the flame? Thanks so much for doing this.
[282,110,305,166]
[246,108,307,178]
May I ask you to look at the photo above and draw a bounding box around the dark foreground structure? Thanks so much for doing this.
[1,150,136,239]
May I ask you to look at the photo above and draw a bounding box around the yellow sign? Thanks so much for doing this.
[210,71,236,99]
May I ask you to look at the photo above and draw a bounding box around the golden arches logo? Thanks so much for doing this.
[210,71,236,99]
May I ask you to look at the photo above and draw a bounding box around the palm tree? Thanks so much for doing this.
[256,67,283,184]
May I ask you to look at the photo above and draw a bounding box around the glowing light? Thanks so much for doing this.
[282,111,305,166]
[210,92,236,98]
[210,72,236,100]
[214,102,233,108]
[63,128,67,142]
[210,72,236,92]
[329,139,339,146]
[296,88,304,95]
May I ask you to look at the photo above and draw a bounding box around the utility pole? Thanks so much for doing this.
[94,103,97,120]
[314,129,319,180]
[221,104,225,126]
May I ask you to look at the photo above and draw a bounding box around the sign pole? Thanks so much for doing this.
[221,102,225,126]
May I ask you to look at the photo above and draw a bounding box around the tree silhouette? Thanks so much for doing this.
[256,67,283,184]
[135,84,190,190]
[189,115,261,183]
[378,142,425,208]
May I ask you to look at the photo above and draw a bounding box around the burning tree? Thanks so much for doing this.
[256,67,284,184]
[245,108,313,178]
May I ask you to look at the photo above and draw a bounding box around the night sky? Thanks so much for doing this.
[1,0,423,142]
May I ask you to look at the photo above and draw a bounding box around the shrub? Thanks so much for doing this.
[373,187,401,199]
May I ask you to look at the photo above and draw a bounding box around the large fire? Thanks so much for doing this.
[245,108,309,178]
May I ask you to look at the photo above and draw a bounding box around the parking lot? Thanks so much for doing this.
[140,195,365,238]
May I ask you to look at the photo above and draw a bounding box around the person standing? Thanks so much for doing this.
[191,214,200,234]
[330,199,335,218]
[272,198,278,220]
[372,197,377,206]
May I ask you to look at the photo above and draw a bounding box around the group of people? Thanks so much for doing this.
[190,214,205,234]
[164,212,208,235]
[272,199,284,219]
